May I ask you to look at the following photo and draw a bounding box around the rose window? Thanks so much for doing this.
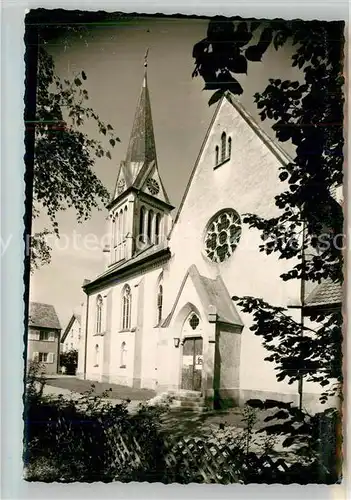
[204,210,242,263]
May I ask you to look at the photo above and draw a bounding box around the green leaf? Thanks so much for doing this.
[106,151,112,160]
[82,71,87,80]
[109,138,115,147]
[74,78,82,86]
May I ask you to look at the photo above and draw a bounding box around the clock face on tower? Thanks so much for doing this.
[117,179,125,194]
[146,177,160,196]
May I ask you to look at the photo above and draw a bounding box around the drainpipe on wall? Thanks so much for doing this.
[208,305,220,409]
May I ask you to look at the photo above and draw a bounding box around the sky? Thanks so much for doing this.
[29,16,299,330]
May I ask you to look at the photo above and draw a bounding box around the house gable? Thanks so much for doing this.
[168,92,292,240]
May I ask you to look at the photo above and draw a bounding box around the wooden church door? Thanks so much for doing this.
[181,337,203,391]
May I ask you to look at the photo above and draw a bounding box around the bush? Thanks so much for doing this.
[59,349,78,375]
[23,368,170,482]
[23,366,341,484]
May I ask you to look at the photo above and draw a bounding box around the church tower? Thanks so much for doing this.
[106,53,174,267]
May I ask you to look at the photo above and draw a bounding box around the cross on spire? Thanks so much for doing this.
[144,48,149,68]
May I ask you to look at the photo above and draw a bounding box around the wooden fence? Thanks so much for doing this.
[107,430,294,484]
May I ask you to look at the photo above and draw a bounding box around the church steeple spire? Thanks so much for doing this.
[108,52,173,266]
[124,48,156,168]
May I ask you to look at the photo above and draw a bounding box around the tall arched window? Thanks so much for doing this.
[215,145,219,166]
[228,137,232,159]
[147,210,154,243]
[122,285,132,330]
[122,206,128,259]
[120,342,127,368]
[114,214,118,247]
[94,344,99,367]
[119,209,123,243]
[221,132,227,162]
[123,206,128,239]
[139,206,145,243]
[155,213,161,245]
[96,295,103,334]
[157,284,163,325]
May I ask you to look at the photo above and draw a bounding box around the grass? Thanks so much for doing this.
[44,376,156,401]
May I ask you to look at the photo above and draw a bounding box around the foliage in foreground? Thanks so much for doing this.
[30,35,120,270]
[24,362,341,484]
[24,382,167,482]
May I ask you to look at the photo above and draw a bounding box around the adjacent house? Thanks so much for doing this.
[61,312,82,352]
[28,302,61,375]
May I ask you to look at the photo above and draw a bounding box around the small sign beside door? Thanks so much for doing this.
[195,355,203,367]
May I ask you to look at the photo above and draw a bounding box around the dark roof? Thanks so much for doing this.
[304,278,342,308]
[162,264,243,328]
[113,72,157,200]
[111,71,171,206]
[61,313,81,343]
[83,245,171,293]
[125,72,156,166]
[29,302,61,330]
[98,241,168,280]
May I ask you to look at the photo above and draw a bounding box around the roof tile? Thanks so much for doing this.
[305,278,342,307]
[29,302,61,330]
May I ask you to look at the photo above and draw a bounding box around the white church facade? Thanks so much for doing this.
[77,67,341,411]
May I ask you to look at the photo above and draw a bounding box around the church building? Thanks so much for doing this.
[77,64,341,411]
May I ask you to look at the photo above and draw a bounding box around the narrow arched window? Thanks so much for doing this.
[139,206,145,243]
[120,342,127,368]
[119,209,123,244]
[122,285,132,330]
[147,210,154,243]
[215,145,219,166]
[96,295,103,334]
[157,284,163,325]
[228,137,232,159]
[155,213,161,245]
[221,132,227,162]
[123,206,128,240]
[121,206,128,259]
[114,214,118,248]
[94,344,99,367]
